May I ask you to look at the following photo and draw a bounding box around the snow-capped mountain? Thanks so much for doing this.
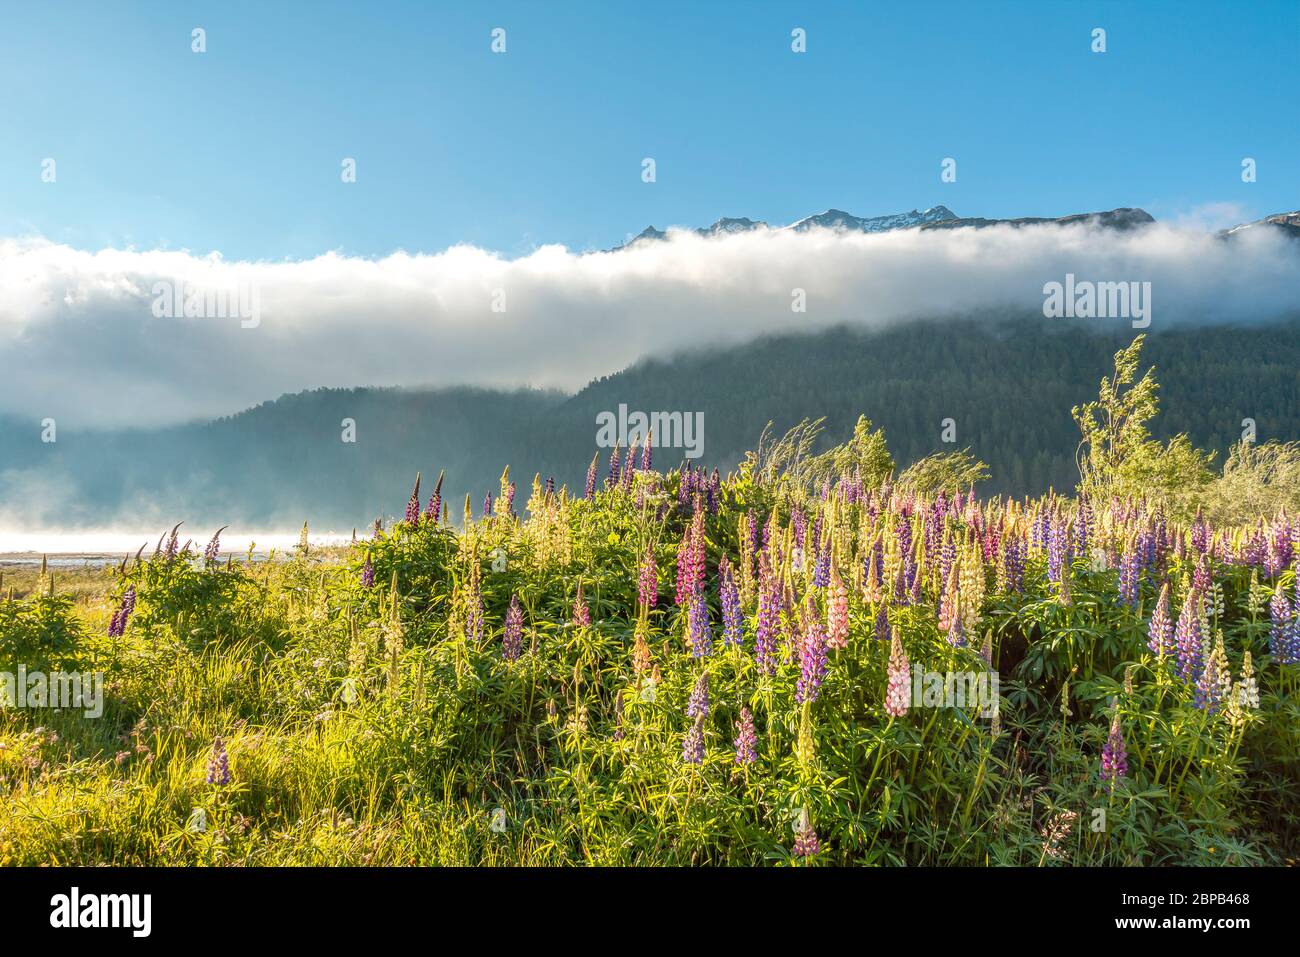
[612,204,1164,250]
[1220,210,1300,241]
[788,205,956,233]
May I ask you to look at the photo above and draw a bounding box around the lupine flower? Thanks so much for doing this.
[947,606,967,648]
[1195,639,1225,713]
[874,603,891,642]
[572,584,591,628]
[638,544,658,609]
[826,565,848,650]
[755,553,780,676]
[1100,712,1127,782]
[812,543,830,588]
[585,453,599,498]
[1192,555,1212,597]
[792,810,819,858]
[1237,651,1259,710]
[206,736,231,786]
[719,559,744,647]
[733,706,757,764]
[1147,583,1174,657]
[425,472,444,523]
[203,527,224,562]
[405,473,422,525]
[938,572,959,633]
[1118,544,1141,608]
[686,672,709,718]
[606,443,621,488]
[682,715,705,765]
[884,631,910,717]
[1269,582,1292,662]
[361,556,375,589]
[503,594,523,661]
[687,595,713,658]
[1174,590,1203,682]
[1003,537,1026,593]
[795,594,828,704]
[108,586,136,637]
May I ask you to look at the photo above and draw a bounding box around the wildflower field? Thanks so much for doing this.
[1,338,1298,867]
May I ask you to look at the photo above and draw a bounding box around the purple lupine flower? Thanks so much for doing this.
[1003,536,1026,593]
[206,737,231,786]
[1147,583,1174,656]
[544,475,555,498]
[733,706,757,764]
[1192,555,1212,597]
[796,594,828,704]
[606,443,621,488]
[1174,591,1203,682]
[719,558,743,647]
[812,542,830,588]
[405,474,422,525]
[638,544,658,609]
[585,453,598,498]
[755,553,780,676]
[1047,517,1065,583]
[482,491,493,518]
[1190,508,1209,554]
[947,608,967,648]
[686,672,710,719]
[108,586,136,637]
[425,472,444,524]
[1100,714,1127,781]
[1118,545,1141,608]
[203,527,223,562]
[682,716,705,765]
[572,584,591,628]
[503,594,523,661]
[874,603,891,642]
[505,481,517,518]
[687,595,713,658]
[792,817,820,858]
[1075,497,1092,556]
[1195,647,1223,713]
[1267,517,1294,577]
[1269,583,1292,662]
[361,556,375,589]
[164,526,180,560]
[791,506,807,545]
[641,431,653,471]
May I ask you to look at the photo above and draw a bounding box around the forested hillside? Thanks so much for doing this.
[2,315,1297,529]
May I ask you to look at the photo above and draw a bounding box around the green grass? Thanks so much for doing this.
[0,476,1297,867]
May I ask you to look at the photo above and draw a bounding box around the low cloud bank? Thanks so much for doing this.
[0,221,1296,428]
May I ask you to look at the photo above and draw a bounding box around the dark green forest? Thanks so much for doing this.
[3,315,1298,529]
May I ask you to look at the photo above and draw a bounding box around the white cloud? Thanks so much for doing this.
[0,221,1296,428]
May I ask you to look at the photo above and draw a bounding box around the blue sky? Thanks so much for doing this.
[1,0,1296,259]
